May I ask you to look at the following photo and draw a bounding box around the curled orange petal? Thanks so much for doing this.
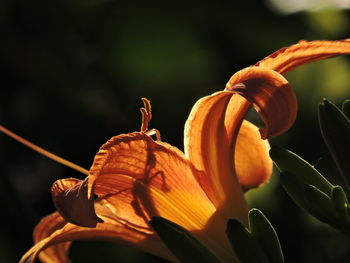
[51,178,103,227]
[226,66,297,139]
[184,67,295,210]
[184,91,249,223]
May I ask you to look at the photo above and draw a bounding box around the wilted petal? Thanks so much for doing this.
[51,178,103,228]
[234,120,272,191]
[256,39,350,74]
[21,200,176,263]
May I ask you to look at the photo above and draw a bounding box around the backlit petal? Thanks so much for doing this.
[21,200,175,263]
[226,66,297,139]
[87,132,218,233]
[85,132,237,261]
[234,120,272,191]
[184,91,249,223]
[184,68,295,218]
[256,39,350,74]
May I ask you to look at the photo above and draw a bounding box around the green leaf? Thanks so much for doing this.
[249,209,284,263]
[150,217,221,263]
[279,171,311,213]
[226,219,269,263]
[279,172,334,223]
[303,185,335,223]
[331,185,348,215]
[342,99,350,119]
[281,173,350,232]
[319,99,350,190]
[270,146,333,195]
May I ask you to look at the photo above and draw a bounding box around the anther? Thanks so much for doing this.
[139,98,161,140]
[140,98,152,133]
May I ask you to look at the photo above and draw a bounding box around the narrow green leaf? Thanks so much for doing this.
[281,173,350,232]
[304,185,335,222]
[279,171,311,213]
[319,99,350,190]
[270,146,333,195]
[342,99,350,119]
[249,209,284,263]
[150,217,221,263]
[226,219,269,263]
[331,185,348,215]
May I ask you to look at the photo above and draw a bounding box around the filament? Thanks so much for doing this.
[0,125,89,175]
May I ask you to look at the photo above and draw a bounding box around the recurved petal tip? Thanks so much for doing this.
[226,66,297,139]
[51,177,103,228]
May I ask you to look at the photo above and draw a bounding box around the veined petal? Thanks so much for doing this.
[234,120,272,191]
[51,178,103,228]
[226,66,297,139]
[256,39,350,74]
[86,132,236,261]
[87,132,216,231]
[21,200,176,263]
[81,132,240,261]
[184,91,249,223]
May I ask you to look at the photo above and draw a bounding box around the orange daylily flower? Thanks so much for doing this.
[1,39,350,263]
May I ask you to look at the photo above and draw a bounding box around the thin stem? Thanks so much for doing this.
[0,125,89,176]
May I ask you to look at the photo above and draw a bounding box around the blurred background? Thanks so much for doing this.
[1,0,350,262]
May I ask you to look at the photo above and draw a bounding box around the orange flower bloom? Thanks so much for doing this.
[2,39,350,263]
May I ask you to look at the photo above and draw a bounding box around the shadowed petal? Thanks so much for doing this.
[234,120,272,191]
[256,39,350,74]
[87,132,217,233]
[20,200,176,263]
[51,178,103,228]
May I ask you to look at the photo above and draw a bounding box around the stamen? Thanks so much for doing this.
[0,125,89,175]
[139,98,161,140]
[140,98,152,133]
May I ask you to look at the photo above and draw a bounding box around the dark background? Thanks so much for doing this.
[1,0,350,262]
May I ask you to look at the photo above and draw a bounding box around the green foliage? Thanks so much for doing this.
[270,146,333,195]
[150,210,284,263]
[226,219,269,263]
[226,209,284,263]
[342,100,350,119]
[150,217,221,263]
[272,99,350,236]
[248,209,284,263]
[319,99,350,190]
